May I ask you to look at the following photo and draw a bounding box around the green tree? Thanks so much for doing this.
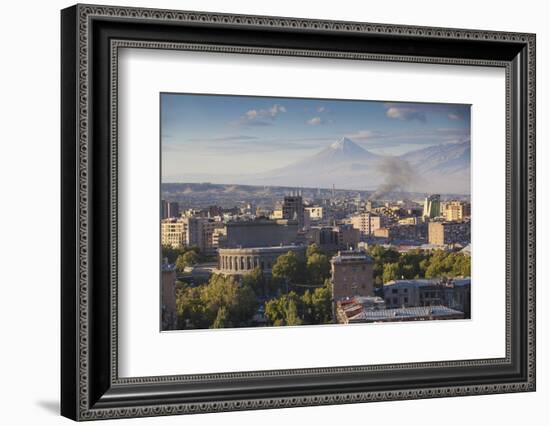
[306,253,330,286]
[176,286,207,328]
[161,245,186,264]
[176,250,199,272]
[264,291,303,326]
[175,273,259,329]
[424,251,471,279]
[306,243,322,258]
[382,262,401,283]
[285,298,302,326]
[367,245,401,286]
[201,274,239,314]
[235,284,258,324]
[272,251,305,286]
[241,267,265,297]
[309,279,333,324]
[211,306,231,328]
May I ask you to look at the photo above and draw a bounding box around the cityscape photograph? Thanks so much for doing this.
[160,93,471,331]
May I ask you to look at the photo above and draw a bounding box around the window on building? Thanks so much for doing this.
[392,289,398,294]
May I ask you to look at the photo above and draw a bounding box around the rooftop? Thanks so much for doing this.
[218,245,306,254]
[331,250,373,264]
[348,305,464,322]
[384,278,471,288]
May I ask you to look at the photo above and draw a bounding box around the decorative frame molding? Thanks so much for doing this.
[61,4,535,421]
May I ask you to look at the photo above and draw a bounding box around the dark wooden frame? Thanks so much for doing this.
[61,3,536,421]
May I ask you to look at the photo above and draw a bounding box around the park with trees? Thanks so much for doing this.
[170,243,470,330]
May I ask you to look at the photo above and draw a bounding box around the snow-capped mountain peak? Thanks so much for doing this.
[330,137,355,150]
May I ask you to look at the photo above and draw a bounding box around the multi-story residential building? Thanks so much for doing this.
[211,227,227,249]
[423,194,441,219]
[383,278,471,317]
[186,217,225,255]
[428,221,471,246]
[441,201,471,221]
[282,194,305,227]
[336,224,361,250]
[161,217,224,253]
[305,206,324,221]
[372,223,428,243]
[161,261,178,330]
[350,211,384,237]
[330,250,374,300]
[161,200,180,219]
[161,218,188,248]
[398,216,422,225]
[270,208,284,220]
[305,225,360,251]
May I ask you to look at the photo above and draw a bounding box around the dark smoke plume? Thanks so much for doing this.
[370,157,417,200]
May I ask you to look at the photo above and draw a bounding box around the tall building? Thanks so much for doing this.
[161,217,224,253]
[372,223,428,243]
[442,201,471,221]
[306,225,360,251]
[350,212,384,237]
[161,218,188,248]
[161,261,178,330]
[161,200,180,219]
[305,206,324,221]
[186,217,225,254]
[428,221,471,245]
[423,194,441,219]
[282,194,304,227]
[330,250,374,300]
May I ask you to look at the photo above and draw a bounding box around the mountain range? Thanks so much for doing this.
[244,137,470,195]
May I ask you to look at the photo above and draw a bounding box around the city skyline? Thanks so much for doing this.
[161,93,471,190]
[160,93,472,331]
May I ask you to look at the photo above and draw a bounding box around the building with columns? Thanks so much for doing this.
[218,245,305,276]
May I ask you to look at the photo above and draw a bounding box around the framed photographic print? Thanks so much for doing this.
[61,4,536,421]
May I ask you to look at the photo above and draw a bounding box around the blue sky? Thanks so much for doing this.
[161,93,470,182]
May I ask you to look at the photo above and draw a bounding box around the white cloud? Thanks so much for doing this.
[384,102,469,123]
[344,129,380,140]
[238,104,287,126]
[306,117,323,125]
[386,106,426,122]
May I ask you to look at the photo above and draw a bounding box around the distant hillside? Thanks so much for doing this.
[243,137,470,195]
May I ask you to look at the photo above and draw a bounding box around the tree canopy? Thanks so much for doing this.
[366,245,471,284]
[175,250,199,272]
[264,279,333,326]
[175,274,258,329]
[271,251,306,286]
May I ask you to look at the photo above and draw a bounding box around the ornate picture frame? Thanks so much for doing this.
[61,4,535,421]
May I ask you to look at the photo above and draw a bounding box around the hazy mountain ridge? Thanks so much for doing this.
[247,137,470,194]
